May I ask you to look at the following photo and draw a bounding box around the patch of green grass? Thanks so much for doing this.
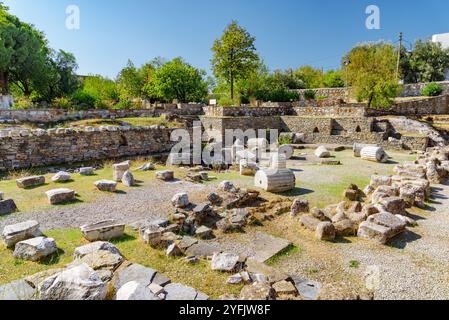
[0,228,242,299]
[265,245,301,266]
[349,260,360,269]
[0,162,187,214]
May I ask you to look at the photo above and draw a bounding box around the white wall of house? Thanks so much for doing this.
[432,33,449,79]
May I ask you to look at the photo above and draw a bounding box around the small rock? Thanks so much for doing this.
[227,273,244,285]
[0,199,17,216]
[171,193,190,208]
[207,192,222,205]
[51,171,71,183]
[116,281,159,300]
[291,199,309,216]
[94,180,117,192]
[272,280,297,296]
[166,243,183,257]
[315,222,336,241]
[211,252,241,272]
[137,163,155,171]
[79,167,95,175]
[121,170,135,187]
[0,280,37,300]
[220,181,238,193]
[73,241,121,259]
[156,170,174,181]
[112,161,130,181]
[195,226,213,239]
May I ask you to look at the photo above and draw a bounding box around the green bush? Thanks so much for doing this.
[278,135,292,145]
[218,96,239,107]
[70,90,97,110]
[52,97,72,109]
[303,89,316,100]
[253,89,299,102]
[112,99,133,110]
[422,83,443,96]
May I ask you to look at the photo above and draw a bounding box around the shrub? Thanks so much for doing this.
[70,90,97,110]
[218,96,239,107]
[52,97,72,109]
[278,135,292,145]
[113,99,133,110]
[253,89,299,102]
[422,83,443,97]
[303,89,316,100]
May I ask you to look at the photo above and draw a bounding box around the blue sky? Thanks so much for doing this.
[4,0,449,78]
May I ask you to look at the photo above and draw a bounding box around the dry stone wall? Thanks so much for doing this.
[0,126,175,171]
[0,104,205,124]
[399,81,449,97]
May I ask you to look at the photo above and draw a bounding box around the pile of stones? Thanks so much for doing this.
[297,145,449,245]
[0,239,208,300]
[1,220,57,262]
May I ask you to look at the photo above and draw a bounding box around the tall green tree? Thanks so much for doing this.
[116,60,144,100]
[211,21,259,100]
[401,39,449,83]
[345,42,400,108]
[294,66,324,88]
[145,57,207,103]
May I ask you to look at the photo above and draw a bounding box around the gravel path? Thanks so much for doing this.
[0,180,212,231]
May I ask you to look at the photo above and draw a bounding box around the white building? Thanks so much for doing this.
[432,32,449,79]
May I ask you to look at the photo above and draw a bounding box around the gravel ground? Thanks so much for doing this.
[0,180,213,231]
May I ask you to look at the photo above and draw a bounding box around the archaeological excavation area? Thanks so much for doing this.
[0,92,449,301]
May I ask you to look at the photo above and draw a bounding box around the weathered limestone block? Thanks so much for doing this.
[165,283,209,300]
[0,199,17,216]
[367,212,406,234]
[141,226,164,247]
[112,161,130,181]
[360,146,388,163]
[13,237,57,261]
[211,252,241,272]
[334,219,357,237]
[74,241,121,259]
[357,221,391,244]
[314,146,330,158]
[51,171,71,183]
[156,170,174,181]
[77,250,124,271]
[116,281,159,300]
[94,180,117,192]
[378,196,407,215]
[1,220,42,248]
[79,167,95,175]
[111,263,157,292]
[393,162,427,179]
[40,264,107,300]
[291,198,309,216]
[255,168,296,193]
[137,163,155,171]
[45,188,76,205]
[0,279,37,300]
[315,222,336,241]
[171,193,190,208]
[299,215,321,231]
[121,170,135,187]
[80,220,125,242]
[16,176,45,189]
[220,181,238,193]
[195,225,213,239]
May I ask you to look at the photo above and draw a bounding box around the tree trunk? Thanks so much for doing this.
[230,73,234,101]
[0,72,9,95]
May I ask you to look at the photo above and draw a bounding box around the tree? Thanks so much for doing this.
[146,57,208,103]
[82,75,119,105]
[1,6,49,95]
[294,66,324,88]
[211,21,259,100]
[345,42,400,108]
[116,60,144,100]
[401,39,449,83]
[322,69,345,88]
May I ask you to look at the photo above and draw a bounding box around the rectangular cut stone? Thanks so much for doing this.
[357,221,391,244]
[80,220,125,242]
[1,220,42,248]
[251,232,292,263]
[16,176,45,189]
[45,188,76,205]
